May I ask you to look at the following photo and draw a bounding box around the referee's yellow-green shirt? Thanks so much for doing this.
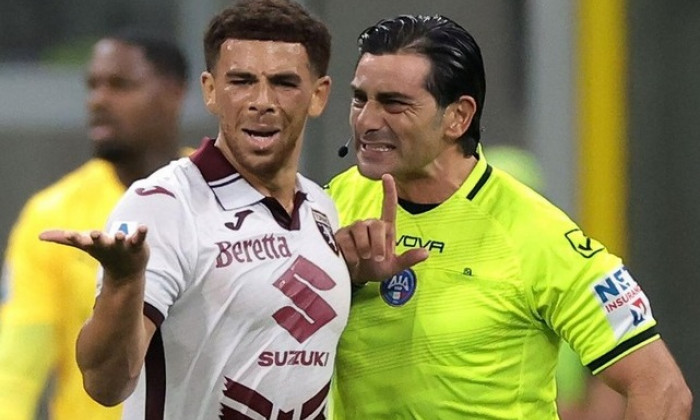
[326,156,658,419]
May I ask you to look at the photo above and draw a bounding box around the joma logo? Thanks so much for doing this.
[396,234,445,253]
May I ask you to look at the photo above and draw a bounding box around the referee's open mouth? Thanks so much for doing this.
[360,141,395,152]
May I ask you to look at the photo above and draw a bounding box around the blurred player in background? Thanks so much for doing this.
[327,13,691,419]
[0,29,189,420]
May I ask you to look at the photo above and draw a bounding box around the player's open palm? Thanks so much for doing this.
[39,226,150,284]
[335,174,429,284]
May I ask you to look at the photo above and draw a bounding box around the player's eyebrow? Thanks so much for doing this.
[268,72,302,86]
[225,70,257,80]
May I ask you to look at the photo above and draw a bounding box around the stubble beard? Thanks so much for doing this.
[233,136,298,180]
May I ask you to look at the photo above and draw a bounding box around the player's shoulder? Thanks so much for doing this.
[110,159,198,236]
[127,157,193,197]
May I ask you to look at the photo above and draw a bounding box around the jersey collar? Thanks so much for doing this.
[189,138,309,211]
[460,144,493,201]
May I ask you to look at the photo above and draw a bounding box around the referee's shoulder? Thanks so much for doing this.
[487,169,576,247]
[324,166,377,197]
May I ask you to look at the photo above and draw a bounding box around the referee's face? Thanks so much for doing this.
[350,53,455,182]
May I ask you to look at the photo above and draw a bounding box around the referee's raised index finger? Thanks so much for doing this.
[380,174,397,224]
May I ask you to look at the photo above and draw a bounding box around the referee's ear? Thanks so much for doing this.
[443,95,476,142]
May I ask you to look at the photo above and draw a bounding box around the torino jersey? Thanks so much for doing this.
[104,139,350,420]
[326,158,658,420]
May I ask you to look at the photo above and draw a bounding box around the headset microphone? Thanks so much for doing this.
[337,137,352,158]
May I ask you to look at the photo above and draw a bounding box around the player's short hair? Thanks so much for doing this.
[203,0,331,77]
[357,15,486,156]
[106,27,189,85]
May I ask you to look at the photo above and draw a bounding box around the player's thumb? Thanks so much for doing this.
[396,248,429,271]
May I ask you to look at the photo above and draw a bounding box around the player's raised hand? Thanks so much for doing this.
[335,174,429,284]
[39,226,150,283]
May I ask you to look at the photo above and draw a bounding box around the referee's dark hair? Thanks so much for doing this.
[106,27,190,85]
[357,15,486,156]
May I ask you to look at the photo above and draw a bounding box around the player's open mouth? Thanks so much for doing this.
[243,128,280,137]
[243,129,281,144]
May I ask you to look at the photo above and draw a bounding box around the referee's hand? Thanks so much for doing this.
[335,174,428,284]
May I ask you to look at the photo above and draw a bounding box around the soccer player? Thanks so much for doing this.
[39,0,350,418]
[327,14,692,419]
[0,30,189,420]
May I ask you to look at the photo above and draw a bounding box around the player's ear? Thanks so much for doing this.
[201,71,218,114]
[309,75,331,118]
[443,95,476,141]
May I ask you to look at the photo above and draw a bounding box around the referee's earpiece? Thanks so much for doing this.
[337,137,352,158]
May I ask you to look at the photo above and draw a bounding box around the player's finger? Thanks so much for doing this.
[39,229,66,242]
[90,230,115,248]
[380,174,397,225]
[129,225,148,247]
[38,230,81,247]
[114,230,126,243]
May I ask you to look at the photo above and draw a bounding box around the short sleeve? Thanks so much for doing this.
[103,180,197,324]
[525,226,658,374]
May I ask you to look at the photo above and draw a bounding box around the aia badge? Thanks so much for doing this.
[565,229,604,258]
[380,268,417,307]
[311,209,339,255]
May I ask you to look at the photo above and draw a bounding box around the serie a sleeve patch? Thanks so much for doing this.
[108,221,139,236]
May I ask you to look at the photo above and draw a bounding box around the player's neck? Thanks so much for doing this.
[256,174,298,214]
[215,137,301,214]
[231,162,298,214]
[396,155,477,204]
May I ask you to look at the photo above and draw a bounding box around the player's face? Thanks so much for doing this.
[201,39,330,183]
[86,39,183,163]
[350,53,454,181]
